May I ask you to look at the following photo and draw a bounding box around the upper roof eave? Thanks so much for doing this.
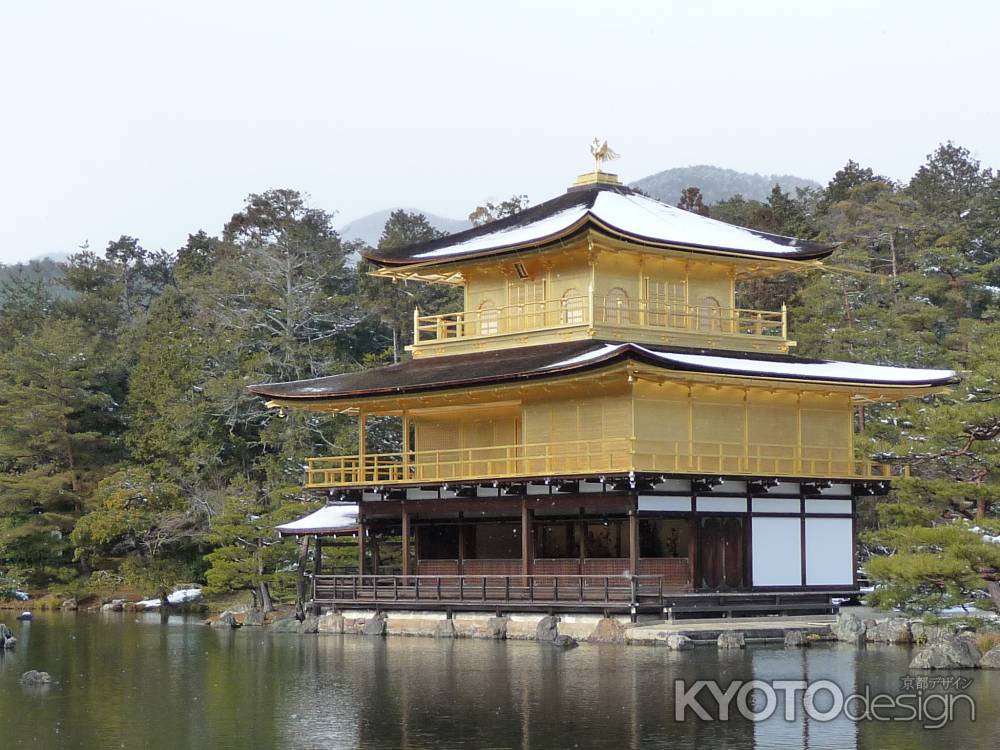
[248,340,957,403]
[361,184,838,268]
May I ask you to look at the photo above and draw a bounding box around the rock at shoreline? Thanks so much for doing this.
[0,623,12,642]
[666,634,694,651]
[101,600,124,613]
[866,617,912,644]
[211,611,239,629]
[242,608,265,627]
[535,615,560,643]
[300,615,319,634]
[361,614,387,637]
[485,616,509,640]
[270,617,303,633]
[831,613,866,645]
[2,636,16,649]
[910,635,981,669]
[20,670,52,686]
[61,599,78,612]
[588,617,626,644]
[551,634,578,649]
[717,632,745,650]
[784,630,809,648]
[979,646,1000,669]
[910,622,951,644]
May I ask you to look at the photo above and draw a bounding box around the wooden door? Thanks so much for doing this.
[698,517,745,590]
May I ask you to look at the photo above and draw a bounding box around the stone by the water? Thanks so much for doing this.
[979,646,1000,669]
[0,623,12,642]
[20,670,52,685]
[535,615,560,643]
[2,636,16,649]
[910,621,952,644]
[485,616,508,640]
[910,635,982,669]
[665,634,694,651]
[717,632,745,650]
[211,611,239,629]
[866,617,912,644]
[784,630,809,648]
[242,608,265,627]
[61,598,78,611]
[588,617,626,644]
[300,615,319,634]
[551,634,578,649]
[270,617,303,633]
[361,614,387,637]
[831,612,866,645]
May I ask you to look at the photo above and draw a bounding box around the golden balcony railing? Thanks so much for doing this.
[412,291,787,344]
[304,438,904,489]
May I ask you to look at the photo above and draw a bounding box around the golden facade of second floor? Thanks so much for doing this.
[302,372,900,489]
[409,240,792,358]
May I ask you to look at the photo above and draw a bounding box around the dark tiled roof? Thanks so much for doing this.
[248,340,957,402]
[363,183,836,266]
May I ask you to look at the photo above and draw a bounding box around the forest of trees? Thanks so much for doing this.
[2,143,1000,614]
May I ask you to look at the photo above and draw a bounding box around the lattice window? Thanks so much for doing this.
[508,279,546,330]
[561,287,585,325]
[697,296,722,332]
[604,287,630,324]
[645,278,686,327]
[479,299,500,336]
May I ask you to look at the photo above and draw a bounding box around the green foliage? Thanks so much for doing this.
[864,522,1000,614]
[468,194,529,227]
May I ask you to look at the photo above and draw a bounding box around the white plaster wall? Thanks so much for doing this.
[751,517,802,586]
[805,517,854,586]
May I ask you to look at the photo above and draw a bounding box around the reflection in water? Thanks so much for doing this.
[752,645,858,749]
[0,614,997,749]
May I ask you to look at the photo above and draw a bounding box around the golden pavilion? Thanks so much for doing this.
[252,162,955,618]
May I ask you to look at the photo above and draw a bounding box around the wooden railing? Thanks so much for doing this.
[306,437,632,487]
[412,291,787,344]
[304,437,904,488]
[311,573,667,606]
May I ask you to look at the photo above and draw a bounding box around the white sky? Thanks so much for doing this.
[1,0,997,264]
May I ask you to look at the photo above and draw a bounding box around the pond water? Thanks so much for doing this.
[0,613,996,749]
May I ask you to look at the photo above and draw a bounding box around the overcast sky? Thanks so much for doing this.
[1,0,997,264]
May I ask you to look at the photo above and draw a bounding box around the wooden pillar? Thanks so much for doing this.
[628,508,639,575]
[402,411,411,479]
[295,535,311,619]
[521,499,532,576]
[372,532,380,575]
[357,509,366,576]
[358,411,367,482]
[401,507,411,578]
[314,536,323,576]
[578,509,586,575]
[457,515,465,575]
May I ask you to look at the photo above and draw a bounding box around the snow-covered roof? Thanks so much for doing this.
[544,343,958,386]
[364,184,836,267]
[276,504,359,536]
[249,340,957,402]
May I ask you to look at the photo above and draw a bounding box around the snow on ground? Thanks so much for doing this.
[137,588,202,609]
